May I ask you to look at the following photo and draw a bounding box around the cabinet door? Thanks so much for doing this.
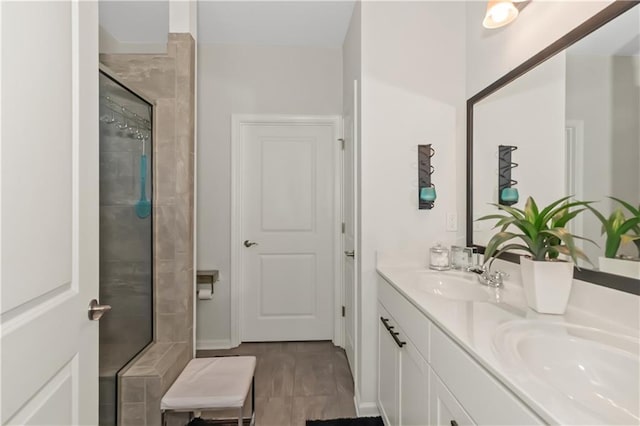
[378,304,400,426]
[399,336,429,426]
[429,368,476,426]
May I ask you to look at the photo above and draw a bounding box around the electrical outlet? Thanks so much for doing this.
[446,212,458,232]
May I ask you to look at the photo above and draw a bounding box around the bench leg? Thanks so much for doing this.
[251,376,255,425]
[238,407,243,426]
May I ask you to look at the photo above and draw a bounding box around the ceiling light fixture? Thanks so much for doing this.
[483,0,519,29]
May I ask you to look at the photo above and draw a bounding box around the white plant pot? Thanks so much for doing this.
[520,257,574,315]
[599,256,640,280]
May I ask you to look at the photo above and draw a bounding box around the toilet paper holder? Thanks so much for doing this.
[197,270,219,298]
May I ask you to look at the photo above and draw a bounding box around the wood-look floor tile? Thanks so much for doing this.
[333,351,354,396]
[290,395,356,426]
[255,396,292,426]
[256,352,296,397]
[293,341,336,353]
[293,353,337,396]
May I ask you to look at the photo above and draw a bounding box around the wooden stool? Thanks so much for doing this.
[161,356,256,426]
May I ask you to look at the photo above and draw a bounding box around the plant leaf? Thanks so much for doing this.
[537,195,573,225]
[483,232,521,263]
[552,245,593,268]
[540,228,585,264]
[489,203,525,220]
[476,214,509,222]
[545,201,593,226]
[524,197,539,224]
[610,197,640,217]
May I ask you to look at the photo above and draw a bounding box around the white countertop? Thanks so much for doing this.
[376,265,640,425]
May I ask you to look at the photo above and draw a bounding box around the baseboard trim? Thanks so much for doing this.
[354,390,380,417]
[196,339,233,350]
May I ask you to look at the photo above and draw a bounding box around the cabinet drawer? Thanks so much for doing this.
[430,325,544,425]
[378,274,431,362]
[430,367,476,426]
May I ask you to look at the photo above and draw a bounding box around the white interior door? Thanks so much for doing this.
[1,2,99,425]
[237,117,339,342]
[342,80,358,374]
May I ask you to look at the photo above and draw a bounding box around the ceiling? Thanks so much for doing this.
[99,1,355,48]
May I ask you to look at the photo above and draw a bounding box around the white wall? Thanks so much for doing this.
[357,1,466,409]
[98,1,169,54]
[196,44,343,348]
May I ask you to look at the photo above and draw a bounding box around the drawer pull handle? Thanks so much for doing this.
[391,331,406,348]
[450,421,458,426]
[380,317,406,348]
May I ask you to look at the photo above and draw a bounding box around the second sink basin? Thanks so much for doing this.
[415,271,491,302]
[493,320,640,425]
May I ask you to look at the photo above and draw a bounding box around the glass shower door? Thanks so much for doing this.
[98,71,153,426]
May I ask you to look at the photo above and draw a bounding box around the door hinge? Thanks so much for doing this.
[338,138,345,150]
[341,222,345,233]
[342,306,346,317]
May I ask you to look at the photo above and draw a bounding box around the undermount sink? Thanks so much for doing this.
[414,271,491,302]
[493,321,640,424]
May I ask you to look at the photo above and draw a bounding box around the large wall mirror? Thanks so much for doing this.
[467,2,640,294]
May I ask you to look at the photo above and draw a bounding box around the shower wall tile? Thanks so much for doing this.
[154,100,175,148]
[100,127,143,153]
[121,377,145,403]
[156,313,188,343]
[145,377,162,426]
[100,55,176,100]
[154,205,175,260]
[155,150,177,205]
[156,272,187,314]
[100,206,152,263]
[121,402,146,426]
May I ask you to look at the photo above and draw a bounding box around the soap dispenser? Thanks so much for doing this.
[429,243,450,271]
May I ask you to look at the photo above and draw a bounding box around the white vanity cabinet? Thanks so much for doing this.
[377,273,544,426]
[377,302,430,426]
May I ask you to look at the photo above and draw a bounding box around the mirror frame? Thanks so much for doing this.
[466,1,640,296]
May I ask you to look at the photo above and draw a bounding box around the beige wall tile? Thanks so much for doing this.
[121,377,145,403]
[121,402,146,426]
[145,377,162,426]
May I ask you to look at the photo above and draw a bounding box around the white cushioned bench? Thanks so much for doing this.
[161,356,256,426]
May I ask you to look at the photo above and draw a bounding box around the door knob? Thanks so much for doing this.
[344,250,355,258]
[88,299,112,321]
[244,240,258,248]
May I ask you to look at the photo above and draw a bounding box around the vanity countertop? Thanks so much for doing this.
[376,265,639,425]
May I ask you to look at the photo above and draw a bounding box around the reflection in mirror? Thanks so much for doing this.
[471,5,639,280]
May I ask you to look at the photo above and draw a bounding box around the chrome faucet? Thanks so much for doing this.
[477,269,509,288]
[467,263,508,288]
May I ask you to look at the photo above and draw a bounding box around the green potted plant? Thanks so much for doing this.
[588,197,640,279]
[478,196,594,314]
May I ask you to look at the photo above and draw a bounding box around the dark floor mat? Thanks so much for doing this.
[306,417,384,426]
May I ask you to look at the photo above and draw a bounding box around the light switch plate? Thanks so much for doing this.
[446,212,458,232]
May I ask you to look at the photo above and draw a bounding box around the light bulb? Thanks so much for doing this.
[483,0,519,29]
[490,3,511,23]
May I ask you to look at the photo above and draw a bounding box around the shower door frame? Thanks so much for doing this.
[98,65,156,424]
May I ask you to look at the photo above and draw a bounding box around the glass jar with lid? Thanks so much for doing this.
[429,243,450,271]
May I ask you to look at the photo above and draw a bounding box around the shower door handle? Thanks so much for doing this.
[88,299,112,321]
